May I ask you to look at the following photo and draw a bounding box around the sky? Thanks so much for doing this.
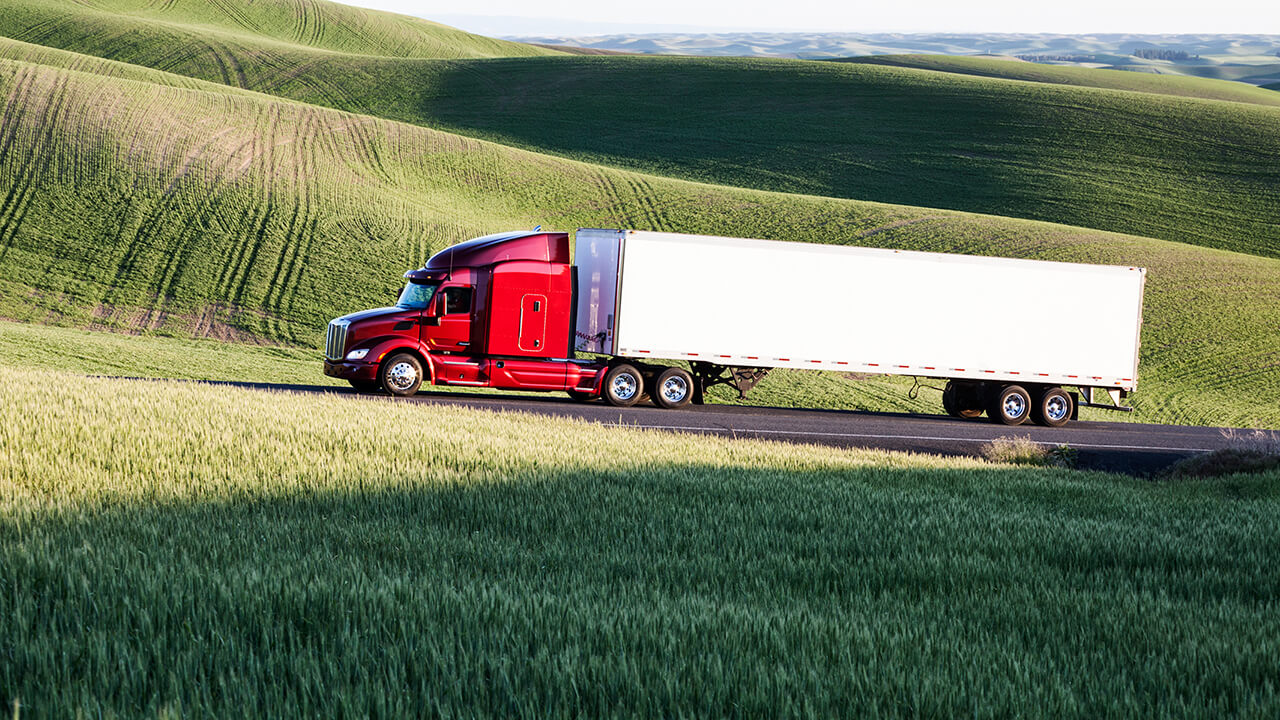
[339,0,1280,36]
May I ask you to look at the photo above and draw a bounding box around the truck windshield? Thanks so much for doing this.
[396,281,438,309]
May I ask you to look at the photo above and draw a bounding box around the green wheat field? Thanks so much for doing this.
[1,0,1279,715]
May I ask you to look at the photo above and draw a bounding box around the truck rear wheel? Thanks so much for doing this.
[942,381,983,419]
[603,364,644,407]
[380,352,424,397]
[988,384,1031,426]
[1032,386,1073,427]
[654,367,694,409]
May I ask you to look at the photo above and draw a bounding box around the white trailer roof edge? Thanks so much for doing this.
[576,228,1148,277]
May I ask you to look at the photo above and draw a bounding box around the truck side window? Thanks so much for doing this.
[443,287,472,315]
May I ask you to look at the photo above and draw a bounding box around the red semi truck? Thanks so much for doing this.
[323,228,1146,426]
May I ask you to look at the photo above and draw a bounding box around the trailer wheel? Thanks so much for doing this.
[654,367,694,409]
[348,379,380,393]
[380,352,424,397]
[988,384,1031,426]
[1032,386,1073,427]
[603,364,644,407]
[942,381,983,419]
[566,389,595,402]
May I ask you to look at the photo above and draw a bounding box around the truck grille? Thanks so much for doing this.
[325,319,350,361]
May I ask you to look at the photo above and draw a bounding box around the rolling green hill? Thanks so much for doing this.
[0,53,1278,427]
[838,55,1280,107]
[2,1,1276,260]
[0,0,558,61]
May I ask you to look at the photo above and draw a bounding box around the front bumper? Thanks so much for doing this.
[323,358,378,382]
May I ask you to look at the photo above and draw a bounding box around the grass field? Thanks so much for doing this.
[1,55,1278,428]
[0,319,338,386]
[3,5,1279,259]
[2,365,1279,716]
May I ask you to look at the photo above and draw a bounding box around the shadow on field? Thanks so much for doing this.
[183,377,1213,477]
[3,458,1278,717]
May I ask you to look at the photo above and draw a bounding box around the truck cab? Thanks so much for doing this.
[322,230,605,398]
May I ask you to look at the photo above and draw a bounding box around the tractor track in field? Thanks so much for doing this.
[0,69,70,263]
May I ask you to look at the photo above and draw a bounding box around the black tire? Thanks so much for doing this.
[348,378,381,393]
[566,389,595,402]
[942,381,984,419]
[653,367,694,409]
[602,364,643,407]
[379,352,424,397]
[1032,386,1073,428]
[988,384,1031,426]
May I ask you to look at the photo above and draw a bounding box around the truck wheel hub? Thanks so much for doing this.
[662,377,688,402]
[387,362,418,390]
[1046,396,1068,420]
[1003,395,1026,418]
[611,374,637,400]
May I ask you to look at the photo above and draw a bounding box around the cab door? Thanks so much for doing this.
[425,285,473,353]
[517,293,548,353]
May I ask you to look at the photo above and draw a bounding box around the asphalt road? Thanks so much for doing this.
[220,381,1240,475]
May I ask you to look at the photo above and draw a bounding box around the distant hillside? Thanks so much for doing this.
[0,0,559,60]
[840,55,1280,107]
[1,9,1278,260]
[1,52,1279,427]
[508,31,1280,66]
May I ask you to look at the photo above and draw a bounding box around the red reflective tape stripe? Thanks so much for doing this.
[718,354,731,358]
[867,363,879,367]
[954,368,965,372]
[836,361,849,365]
[810,360,821,364]
[983,370,995,374]
[1009,371,1019,375]
[746,356,758,360]
[897,365,909,369]
[1037,373,1049,376]
[778,358,790,362]
[923,366,935,370]
[1068,375,1078,378]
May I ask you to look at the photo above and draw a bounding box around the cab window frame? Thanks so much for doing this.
[442,286,473,316]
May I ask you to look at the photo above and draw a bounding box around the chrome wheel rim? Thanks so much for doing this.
[1045,395,1069,421]
[611,372,638,400]
[387,361,418,391]
[1003,393,1027,419]
[661,376,688,403]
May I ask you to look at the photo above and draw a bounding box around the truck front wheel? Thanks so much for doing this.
[654,367,694,409]
[988,384,1031,426]
[380,353,424,397]
[603,364,644,407]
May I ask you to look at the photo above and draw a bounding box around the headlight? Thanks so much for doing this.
[345,348,370,361]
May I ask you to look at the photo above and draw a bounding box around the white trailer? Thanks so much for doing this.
[573,228,1146,426]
